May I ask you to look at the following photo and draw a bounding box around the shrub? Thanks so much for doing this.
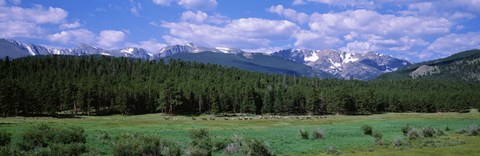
[224,143,241,155]
[299,129,309,139]
[407,129,420,140]
[445,126,451,131]
[421,126,436,138]
[401,125,412,136]
[49,143,89,156]
[456,128,466,134]
[212,137,230,152]
[466,125,479,136]
[326,146,341,155]
[436,128,446,136]
[186,146,210,156]
[98,130,110,140]
[18,124,87,153]
[373,131,383,145]
[243,139,273,156]
[0,146,21,155]
[189,129,212,155]
[312,129,325,140]
[393,137,402,147]
[0,131,11,146]
[361,125,373,135]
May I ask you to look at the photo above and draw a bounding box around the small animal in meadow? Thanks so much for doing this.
[163,116,170,120]
[192,117,196,120]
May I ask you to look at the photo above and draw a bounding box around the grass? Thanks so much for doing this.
[1,111,479,155]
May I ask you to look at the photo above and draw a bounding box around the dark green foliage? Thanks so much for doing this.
[112,134,181,156]
[421,126,436,137]
[17,124,89,155]
[402,125,412,136]
[189,129,212,156]
[362,125,373,135]
[0,146,21,156]
[445,126,451,131]
[0,131,11,146]
[299,129,309,139]
[243,139,273,156]
[1,56,479,116]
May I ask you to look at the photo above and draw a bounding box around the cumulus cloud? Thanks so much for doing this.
[181,11,208,23]
[427,32,480,55]
[152,0,173,6]
[161,18,299,49]
[268,5,309,24]
[0,5,68,38]
[178,0,217,10]
[293,30,341,49]
[125,39,167,53]
[97,30,126,49]
[0,0,5,5]
[9,0,20,5]
[292,0,306,5]
[47,29,96,45]
[59,20,81,30]
[130,0,142,16]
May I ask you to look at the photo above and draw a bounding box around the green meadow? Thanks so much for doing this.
[1,111,479,155]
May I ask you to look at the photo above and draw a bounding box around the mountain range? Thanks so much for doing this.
[0,38,412,80]
[378,49,480,82]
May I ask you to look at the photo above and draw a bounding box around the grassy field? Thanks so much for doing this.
[1,111,479,155]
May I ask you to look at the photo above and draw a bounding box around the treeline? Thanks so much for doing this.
[0,55,479,116]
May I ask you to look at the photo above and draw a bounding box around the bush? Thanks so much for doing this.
[224,143,241,155]
[401,125,412,136]
[186,146,210,156]
[112,134,181,156]
[299,129,309,139]
[18,124,87,152]
[407,129,420,140]
[466,125,479,136]
[373,131,383,145]
[48,143,89,156]
[421,126,436,138]
[0,146,21,155]
[0,131,11,146]
[189,129,212,155]
[243,139,273,156]
[445,126,451,131]
[326,146,341,155]
[97,130,110,140]
[362,125,373,135]
[393,137,402,147]
[212,137,230,152]
[361,125,373,135]
[456,128,466,134]
[312,129,325,140]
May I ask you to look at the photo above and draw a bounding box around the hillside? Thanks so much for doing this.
[378,49,480,81]
[164,52,333,78]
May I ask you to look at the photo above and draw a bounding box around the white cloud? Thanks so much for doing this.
[0,6,68,24]
[292,0,306,5]
[130,0,142,16]
[97,30,126,49]
[47,29,95,45]
[59,21,81,30]
[126,39,166,53]
[308,9,451,37]
[181,11,208,23]
[178,0,217,10]
[0,5,68,38]
[304,0,377,9]
[152,0,173,6]
[268,5,309,24]
[162,18,299,49]
[293,30,341,49]
[0,0,5,6]
[427,32,480,55]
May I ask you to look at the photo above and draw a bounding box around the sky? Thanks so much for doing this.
[0,0,479,62]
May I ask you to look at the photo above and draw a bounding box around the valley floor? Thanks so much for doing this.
[1,111,479,155]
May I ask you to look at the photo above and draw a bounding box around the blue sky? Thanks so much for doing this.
[0,0,479,62]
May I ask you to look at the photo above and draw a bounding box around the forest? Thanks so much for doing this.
[0,55,479,117]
